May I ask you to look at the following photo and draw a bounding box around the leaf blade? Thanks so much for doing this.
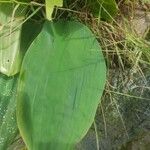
[0,74,18,150]
[88,0,118,21]
[0,3,27,76]
[17,20,106,150]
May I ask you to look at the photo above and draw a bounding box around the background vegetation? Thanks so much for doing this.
[0,0,150,149]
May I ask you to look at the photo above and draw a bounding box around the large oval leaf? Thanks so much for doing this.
[0,74,18,149]
[17,20,106,150]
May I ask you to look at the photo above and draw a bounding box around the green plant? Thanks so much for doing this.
[0,2,27,76]
[0,74,18,149]
[17,20,106,150]
[0,0,107,149]
[87,0,118,21]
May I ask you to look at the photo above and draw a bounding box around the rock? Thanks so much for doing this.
[78,69,150,150]
[131,10,150,37]
[76,130,97,150]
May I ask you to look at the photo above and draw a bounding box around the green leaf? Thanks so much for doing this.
[45,0,63,20]
[0,3,27,76]
[0,3,42,76]
[17,20,106,150]
[0,73,18,150]
[88,0,118,21]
